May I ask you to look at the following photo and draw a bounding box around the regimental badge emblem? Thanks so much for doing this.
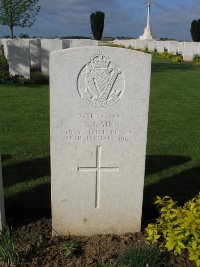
[77,51,125,109]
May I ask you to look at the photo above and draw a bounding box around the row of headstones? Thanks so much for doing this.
[114,39,200,61]
[0,38,98,79]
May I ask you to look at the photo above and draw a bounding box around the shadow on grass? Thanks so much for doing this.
[145,155,190,176]
[2,156,50,187]
[142,166,200,227]
[152,62,196,72]
[1,154,12,161]
[5,182,51,226]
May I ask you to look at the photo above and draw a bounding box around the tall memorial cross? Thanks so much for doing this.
[139,0,155,40]
[78,146,118,209]
[146,0,153,28]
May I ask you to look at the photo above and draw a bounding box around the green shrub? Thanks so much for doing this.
[172,55,183,63]
[193,54,200,66]
[144,46,149,53]
[159,51,173,59]
[0,45,9,82]
[146,194,200,266]
[118,244,167,267]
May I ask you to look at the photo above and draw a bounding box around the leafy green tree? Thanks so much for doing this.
[0,0,40,38]
[190,19,200,42]
[90,11,105,40]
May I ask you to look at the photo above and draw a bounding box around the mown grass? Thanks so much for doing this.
[0,57,199,224]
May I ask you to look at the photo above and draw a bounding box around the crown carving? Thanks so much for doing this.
[91,52,110,68]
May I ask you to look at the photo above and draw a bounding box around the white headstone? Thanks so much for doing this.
[178,42,184,55]
[41,39,63,74]
[50,47,151,236]
[0,154,5,231]
[182,42,200,61]
[156,41,169,53]
[147,40,156,52]
[30,39,41,67]
[135,40,148,50]
[7,39,30,78]
[168,41,179,55]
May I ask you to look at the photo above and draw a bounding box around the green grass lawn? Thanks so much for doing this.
[0,57,200,224]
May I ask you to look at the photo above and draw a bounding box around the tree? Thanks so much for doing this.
[90,11,105,40]
[190,19,200,42]
[0,0,40,38]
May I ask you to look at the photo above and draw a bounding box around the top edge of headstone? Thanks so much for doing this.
[50,46,152,59]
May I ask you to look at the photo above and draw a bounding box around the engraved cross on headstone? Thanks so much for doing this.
[78,146,118,208]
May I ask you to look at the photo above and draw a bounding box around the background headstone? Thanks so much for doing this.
[182,42,200,61]
[50,47,151,236]
[41,39,63,74]
[0,153,5,231]
[147,40,156,52]
[7,39,30,78]
[156,41,169,53]
[168,41,179,55]
[30,39,41,67]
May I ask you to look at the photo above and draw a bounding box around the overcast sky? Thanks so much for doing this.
[0,0,200,40]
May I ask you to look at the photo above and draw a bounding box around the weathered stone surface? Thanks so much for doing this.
[30,39,41,67]
[7,39,30,78]
[50,47,151,236]
[0,153,5,231]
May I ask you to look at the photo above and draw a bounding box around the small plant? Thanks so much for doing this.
[159,51,173,59]
[172,55,183,63]
[60,240,81,258]
[144,46,149,53]
[146,194,200,266]
[0,226,18,267]
[7,74,32,85]
[26,231,41,245]
[193,54,200,66]
[118,244,167,267]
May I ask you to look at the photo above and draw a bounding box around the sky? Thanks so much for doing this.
[0,0,200,40]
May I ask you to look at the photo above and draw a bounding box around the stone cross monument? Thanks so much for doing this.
[139,0,155,40]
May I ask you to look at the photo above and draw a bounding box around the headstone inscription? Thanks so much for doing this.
[50,47,151,236]
[0,153,5,231]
